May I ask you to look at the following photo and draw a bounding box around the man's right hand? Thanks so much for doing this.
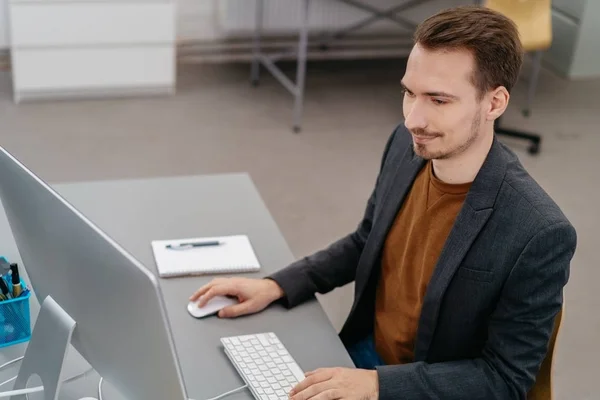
[189,277,285,318]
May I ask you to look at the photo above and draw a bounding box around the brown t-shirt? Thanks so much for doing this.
[374,161,472,365]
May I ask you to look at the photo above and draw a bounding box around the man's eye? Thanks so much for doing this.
[403,89,415,97]
[432,98,447,105]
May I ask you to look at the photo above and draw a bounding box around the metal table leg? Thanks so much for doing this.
[251,0,311,133]
[293,0,310,133]
[251,0,264,86]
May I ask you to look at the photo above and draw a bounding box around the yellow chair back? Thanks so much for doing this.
[485,0,552,52]
[527,306,564,400]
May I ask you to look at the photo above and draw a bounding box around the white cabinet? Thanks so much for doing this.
[8,0,176,102]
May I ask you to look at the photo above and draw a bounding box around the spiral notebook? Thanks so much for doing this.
[151,235,261,278]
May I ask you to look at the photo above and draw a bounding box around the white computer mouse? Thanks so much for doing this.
[187,295,238,318]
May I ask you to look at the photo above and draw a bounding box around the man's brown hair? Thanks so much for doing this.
[414,5,524,99]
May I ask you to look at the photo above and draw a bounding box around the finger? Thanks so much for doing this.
[218,301,255,318]
[290,370,333,397]
[291,381,333,400]
[304,368,334,378]
[304,368,324,377]
[189,282,215,302]
[310,389,342,400]
[197,285,237,307]
[292,384,340,400]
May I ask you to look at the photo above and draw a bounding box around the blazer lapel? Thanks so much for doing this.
[353,144,426,305]
[414,137,509,360]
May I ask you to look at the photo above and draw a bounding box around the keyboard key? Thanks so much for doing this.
[267,362,276,368]
[282,356,293,363]
[267,377,277,384]
[271,368,281,375]
[283,370,292,376]
[276,390,286,397]
[231,337,240,345]
[261,382,270,388]
[259,365,269,371]
[278,376,289,383]
[259,351,268,357]
[287,363,305,382]
[268,395,278,400]
[244,357,253,363]
[256,376,266,382]
[258,334,271,347]
[272,383,281,390]
[286,376,297,384]
[276,363,287,372]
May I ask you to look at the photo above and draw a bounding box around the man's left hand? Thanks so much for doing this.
[289,367,379,400]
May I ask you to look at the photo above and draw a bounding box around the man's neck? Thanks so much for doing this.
[432,131,494,185]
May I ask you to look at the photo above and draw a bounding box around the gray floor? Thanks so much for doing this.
[0,58,598,399]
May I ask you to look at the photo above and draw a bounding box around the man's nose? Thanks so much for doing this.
[404,101,428,132]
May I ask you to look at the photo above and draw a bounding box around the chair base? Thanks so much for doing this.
[495,120,541,155]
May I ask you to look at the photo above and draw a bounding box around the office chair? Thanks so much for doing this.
[528,306,564,400]
[485,0,553,155]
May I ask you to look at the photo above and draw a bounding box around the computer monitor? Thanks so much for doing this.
[0,147,189,400]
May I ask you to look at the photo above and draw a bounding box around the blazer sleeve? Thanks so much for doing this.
[375,221,577,400]
[267,126,399,308]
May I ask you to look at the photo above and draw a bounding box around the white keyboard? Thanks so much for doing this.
[221,332,305,400]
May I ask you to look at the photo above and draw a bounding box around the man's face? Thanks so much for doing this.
[402,44,487,160]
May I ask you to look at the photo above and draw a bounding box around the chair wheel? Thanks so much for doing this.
[528,142,540,155]
[522,109,531,118]
[293,126,301,134]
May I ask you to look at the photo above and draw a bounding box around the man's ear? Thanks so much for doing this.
[486,86,509,121]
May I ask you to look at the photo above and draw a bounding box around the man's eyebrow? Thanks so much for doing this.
[401,81,459,100]
[400,81,412,92]
[424,91,460,100]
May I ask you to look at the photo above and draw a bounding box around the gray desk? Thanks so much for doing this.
[0,173,353,399]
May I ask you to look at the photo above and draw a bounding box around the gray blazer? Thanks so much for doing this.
[269,124,577,400]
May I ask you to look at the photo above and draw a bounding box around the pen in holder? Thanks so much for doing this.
[0,273,32,348]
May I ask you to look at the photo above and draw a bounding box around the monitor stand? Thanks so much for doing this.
[11,295,98,400]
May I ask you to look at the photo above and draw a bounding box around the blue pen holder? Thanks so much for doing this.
[0,258,32,348]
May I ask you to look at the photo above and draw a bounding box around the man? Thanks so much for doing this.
[190,5,577,400]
